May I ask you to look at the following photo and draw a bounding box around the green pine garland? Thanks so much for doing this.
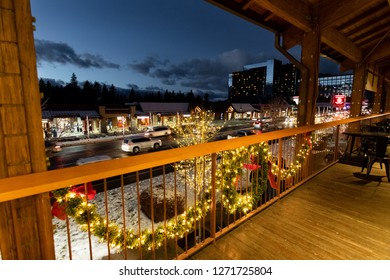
[215,142,271,213]
[52,136,312,253]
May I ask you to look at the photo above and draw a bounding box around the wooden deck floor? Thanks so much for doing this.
[190,160,390,260]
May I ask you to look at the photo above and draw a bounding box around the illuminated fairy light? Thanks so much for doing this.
[50,134,313,253]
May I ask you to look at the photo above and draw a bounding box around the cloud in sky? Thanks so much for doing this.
[129,49,269,93]
[35,39,120,69]
[35,38,297,99]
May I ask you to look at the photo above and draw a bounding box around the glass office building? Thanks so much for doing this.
[229,59,353,105]
[318,74,353,99]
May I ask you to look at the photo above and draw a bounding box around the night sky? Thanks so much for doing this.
[31,0,340,100]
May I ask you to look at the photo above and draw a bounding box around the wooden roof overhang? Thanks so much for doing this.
[206,0,390,81]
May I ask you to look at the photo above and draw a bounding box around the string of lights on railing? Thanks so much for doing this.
[270,134,313,179]
[51,135,313,252]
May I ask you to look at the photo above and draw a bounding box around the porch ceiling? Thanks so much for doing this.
[206,0,390,79]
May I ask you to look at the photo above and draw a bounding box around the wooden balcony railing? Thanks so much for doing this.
[0,114,388,260]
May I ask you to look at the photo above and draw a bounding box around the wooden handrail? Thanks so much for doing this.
[0,114,388,203]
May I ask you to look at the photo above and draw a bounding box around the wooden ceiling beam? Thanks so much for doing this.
[363,39,390,64]
[337,2,389,31]
[343,13,390,38]
[281,26,303,49]
[321,27,362,62]
[250,0,313,32]
[318,0,384,29]
[206,0,280,33]
[340,58,356,72]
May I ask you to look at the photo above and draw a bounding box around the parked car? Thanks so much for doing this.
[227,129,257,139]
[237,130,256,137]
[261,116,272,125]
[143,126,172,137]
[121,136,162,153]
[76,155,112,165]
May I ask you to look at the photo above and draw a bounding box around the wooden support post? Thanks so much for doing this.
[0,0,55,259]
[372,75,384,114]
[385,80,390,113]
[350,64,367,118]
[298,28,320,126]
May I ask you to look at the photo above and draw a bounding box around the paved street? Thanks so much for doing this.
[46,117,290,169]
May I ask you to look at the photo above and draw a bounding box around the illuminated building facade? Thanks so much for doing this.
[318,73,354,99]
[228,59,299,103]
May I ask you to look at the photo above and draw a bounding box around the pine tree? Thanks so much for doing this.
[70,73,78,88]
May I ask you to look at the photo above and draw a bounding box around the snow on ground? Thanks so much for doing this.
[53,173,196,260]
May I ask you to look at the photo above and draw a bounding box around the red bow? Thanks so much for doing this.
[267,160,278,190]
[51,182,96,220]
[51,201,66,220]
[241,158,278,190]
[70,182,96,200]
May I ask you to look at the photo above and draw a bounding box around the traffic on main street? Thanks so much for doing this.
[45,116,297,193]
[46,117,292,170]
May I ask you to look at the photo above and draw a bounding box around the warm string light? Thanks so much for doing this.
[51,133,313,252]
[216,142,271,214]
[278,135,313,179]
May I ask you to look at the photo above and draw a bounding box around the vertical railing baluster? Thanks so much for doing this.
[219,151,224,232]
[103,178,111,260]
[210,153,217,241]
[193,159,197,247]
[65,201,72,260]
[84,182,93,260]
[202,157,206,241]
[173,164,178,259]
[135,171,142,259]
[174,163,180,252]
[149,168,155,259]
[182,162,189,252]
[120,175,127,260]
[183,162,188,252]
[277,137,283,197]
[162,165,167,260]
[334,125,340,162]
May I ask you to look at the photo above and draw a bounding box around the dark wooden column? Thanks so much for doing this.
[298,28,321,126]
[372,75,384,114]
[0,0,55,259]
[385,80,390,113]
[350,64,367,118]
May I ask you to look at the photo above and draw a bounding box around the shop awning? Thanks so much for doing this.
[41,110,101,119]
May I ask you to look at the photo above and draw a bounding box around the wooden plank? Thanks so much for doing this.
[0,8,17,42]
[319,0,384,29]
[0,0,55,260]
[190,162,390,259]
[0,105,27,135]
[0,75,23,104]
[0,42,19,73]
[0,0,13,9]
[250,0,312,32]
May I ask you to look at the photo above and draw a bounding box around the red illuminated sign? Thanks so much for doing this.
[332,95,346,107]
